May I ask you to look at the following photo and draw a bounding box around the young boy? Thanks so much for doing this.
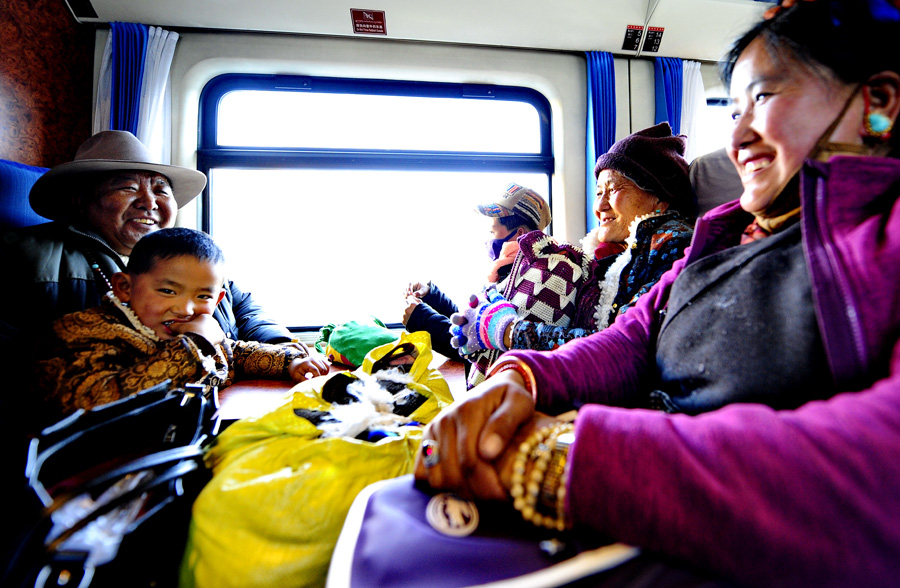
[34,228,329,420]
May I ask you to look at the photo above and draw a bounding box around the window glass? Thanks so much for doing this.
[200,74,553,332]
[692,97,734,158]
[218,91,541,153]
[210,169,549,328]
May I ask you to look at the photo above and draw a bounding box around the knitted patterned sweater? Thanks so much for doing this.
[509,211,693,351]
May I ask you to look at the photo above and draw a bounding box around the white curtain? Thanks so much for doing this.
[136,27,179,163]
[92,36,113,137]
[679,60,707,162]
[92,25,179,164]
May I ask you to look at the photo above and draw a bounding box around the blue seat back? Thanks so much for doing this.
[0,158,51,230]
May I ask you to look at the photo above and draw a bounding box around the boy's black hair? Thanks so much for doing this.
[498,213,537,233]
[127,227,225,275]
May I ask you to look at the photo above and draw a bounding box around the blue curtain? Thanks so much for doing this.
[110,22,149,134]
[654,57,683,134]
[585,51,616,232]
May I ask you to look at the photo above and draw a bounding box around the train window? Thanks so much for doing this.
[198,74,553,333]
[693,97,734,157]
[217,92,541,153]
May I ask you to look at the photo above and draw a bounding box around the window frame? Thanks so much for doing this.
[197,73,554,236]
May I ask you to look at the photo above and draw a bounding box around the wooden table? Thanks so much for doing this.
[217,353,467,422]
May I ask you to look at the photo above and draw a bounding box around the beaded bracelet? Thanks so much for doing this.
[509,421,574,531]
[488,357,538,401]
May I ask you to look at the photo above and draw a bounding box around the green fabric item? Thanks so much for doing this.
[315,317,399,367]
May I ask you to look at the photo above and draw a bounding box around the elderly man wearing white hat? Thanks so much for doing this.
[1,131,304,416]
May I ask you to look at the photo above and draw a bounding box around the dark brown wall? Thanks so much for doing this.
[0,0,94,167]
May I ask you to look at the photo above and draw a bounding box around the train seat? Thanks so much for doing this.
[0,158,51,230]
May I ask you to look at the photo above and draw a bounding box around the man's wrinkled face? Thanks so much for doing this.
[81,171,177,255]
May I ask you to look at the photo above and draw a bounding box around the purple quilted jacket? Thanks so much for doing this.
[505,156,900,587]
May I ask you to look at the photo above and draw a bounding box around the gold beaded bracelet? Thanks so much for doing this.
[510,421,574,531]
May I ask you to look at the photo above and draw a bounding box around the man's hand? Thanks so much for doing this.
[402,295,422,326]
[405,281,431,299]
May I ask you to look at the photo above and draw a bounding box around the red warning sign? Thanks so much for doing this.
[351,9,387,35]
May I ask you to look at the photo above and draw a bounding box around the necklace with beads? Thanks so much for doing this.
[84,250,117,293]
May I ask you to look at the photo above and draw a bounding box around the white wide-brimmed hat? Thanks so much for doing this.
[30,130,207,221]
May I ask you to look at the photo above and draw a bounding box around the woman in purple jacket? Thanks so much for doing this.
[413,1,900,586]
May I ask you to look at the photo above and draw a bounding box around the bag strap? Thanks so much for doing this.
[3,452,204,587]
[35,444,205,513]
[28,391,214,495]
[44,458,202,552]
[36,380,174,446]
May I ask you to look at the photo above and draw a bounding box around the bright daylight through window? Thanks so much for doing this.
[200,75,552,333]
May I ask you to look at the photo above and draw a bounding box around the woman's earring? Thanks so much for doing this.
[866,112,894,140]
[863,86,893,140]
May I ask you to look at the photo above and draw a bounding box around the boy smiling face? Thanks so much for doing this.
[111,254,226,340]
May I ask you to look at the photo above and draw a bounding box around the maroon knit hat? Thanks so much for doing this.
[594,122,696,218]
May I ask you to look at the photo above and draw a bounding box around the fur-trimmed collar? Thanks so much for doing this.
[105,292,159,341]
[582,211,666,330]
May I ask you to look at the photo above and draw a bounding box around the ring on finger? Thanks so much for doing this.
[421,439,440,468]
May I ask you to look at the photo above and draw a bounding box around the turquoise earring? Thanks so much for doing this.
[863,87,893,140]
[866,112,894,139]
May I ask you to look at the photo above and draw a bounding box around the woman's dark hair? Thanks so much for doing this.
[722,1,900,87]
[498,214,537,233]
[128,227,225,275]
[721,0,900,152]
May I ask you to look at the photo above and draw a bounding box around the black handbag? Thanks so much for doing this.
[2,380,219,588]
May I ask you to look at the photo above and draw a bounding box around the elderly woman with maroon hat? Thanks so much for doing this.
[454,122,695,387]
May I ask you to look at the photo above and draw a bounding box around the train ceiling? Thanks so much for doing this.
[63,0,772,62]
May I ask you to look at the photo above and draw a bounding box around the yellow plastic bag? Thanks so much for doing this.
[179,332,452,588]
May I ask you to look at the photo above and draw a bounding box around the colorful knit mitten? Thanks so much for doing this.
[450,287,517,355]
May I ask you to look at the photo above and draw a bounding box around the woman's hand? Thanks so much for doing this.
[414,369,537,501]
[288,353,331,381]
[492,412,567,494]
[449,288,517,354]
